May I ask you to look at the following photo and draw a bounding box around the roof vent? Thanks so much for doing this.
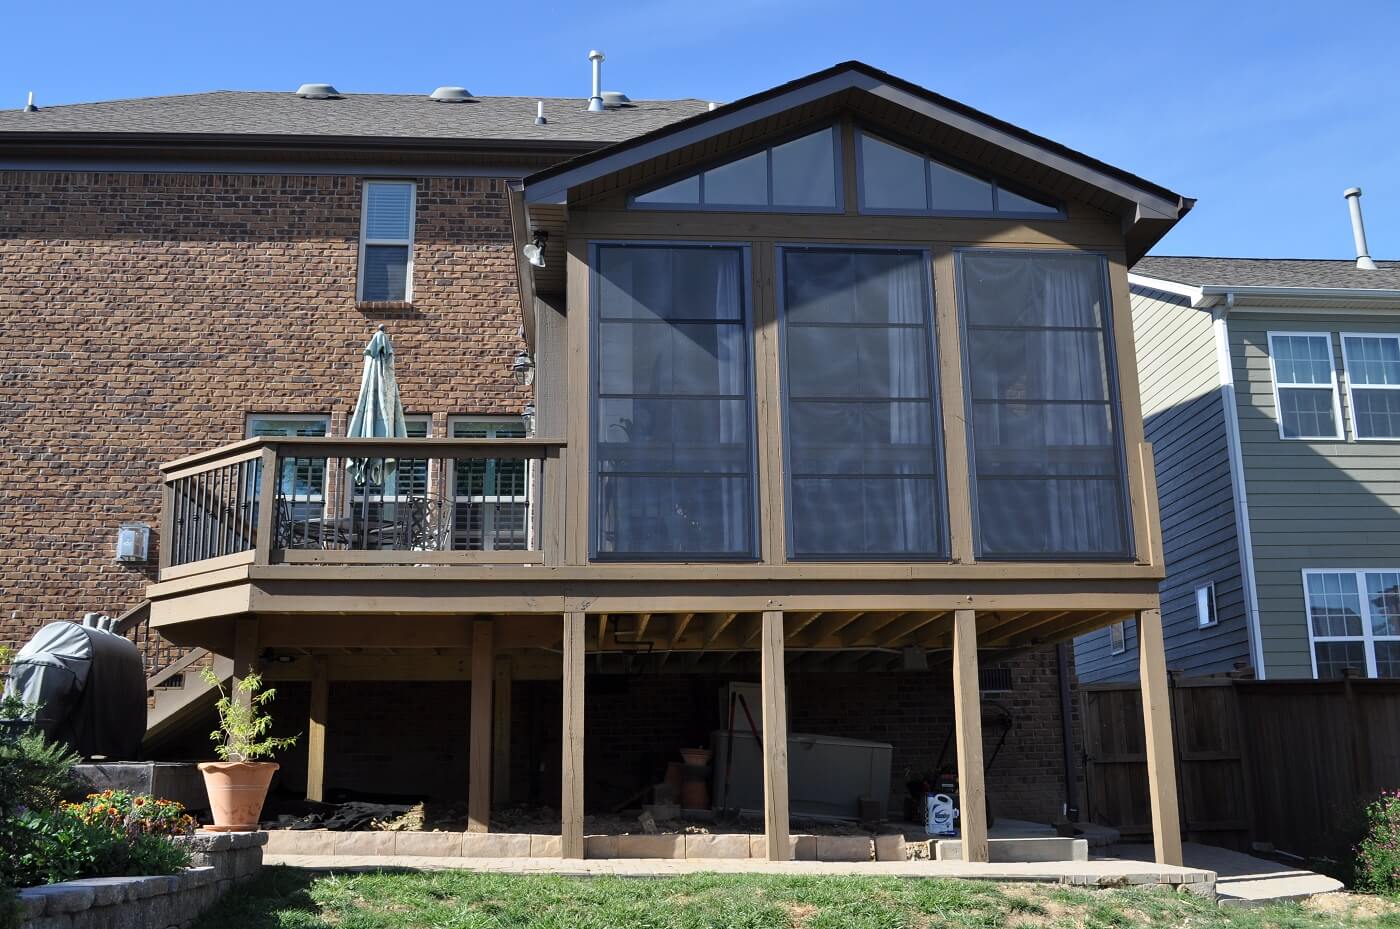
[1344,187,1379,270]
[23,91,37,113]
[587,50,605,112]
[296,83,342,100]
[600,91,631,108]
[429,86,474,103]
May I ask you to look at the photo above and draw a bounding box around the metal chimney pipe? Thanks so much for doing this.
[1345,187,1378,270]
[587,50,605,112]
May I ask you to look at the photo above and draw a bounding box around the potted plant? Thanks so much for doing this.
[198,668,297,832]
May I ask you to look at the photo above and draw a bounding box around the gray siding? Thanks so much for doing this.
[1075,286,1250,682]
[1231,314,1400,679]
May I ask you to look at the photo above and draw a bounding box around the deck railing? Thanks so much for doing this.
[160,437,564,576]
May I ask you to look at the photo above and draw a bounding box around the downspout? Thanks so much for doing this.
[1056,643,1081,821]
[1213,292,1268,679]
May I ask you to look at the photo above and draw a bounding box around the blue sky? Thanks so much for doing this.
[6,0,1399,260]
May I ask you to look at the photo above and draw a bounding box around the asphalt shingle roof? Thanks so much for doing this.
[0,91,712,145]
[1134,256,1400,290]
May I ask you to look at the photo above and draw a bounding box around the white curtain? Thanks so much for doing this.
[882,254,930,552]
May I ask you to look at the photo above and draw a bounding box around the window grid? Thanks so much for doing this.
[350,416,431,517]
[1267,332,1343,440]
[358,180,416,302]
[1341,332,1400,440]
[1303,569,1400,679]
[450,417,531,551]
[246,414,331,523]
[854,129,1064,219]
[1109,621,1127,655]
[629,126,842,214]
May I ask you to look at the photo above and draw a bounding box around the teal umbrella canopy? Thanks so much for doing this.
[346,325,407,484]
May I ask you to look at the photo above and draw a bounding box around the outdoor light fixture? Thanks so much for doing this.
[521,402,537,436]
[115,522,150,563]
[511,350,535,386]
[522,230,549,269]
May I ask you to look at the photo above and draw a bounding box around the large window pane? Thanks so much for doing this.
[1270,333,1340,439]
[780,247,945,559]
[959,251,1130,559]
[703,150,768,206]
[859,134,927,211]
[929,161,993,212]
[593,244,755,559]
[772,129,837,208]
[361,245,409,302]
[1343,335,1400,439]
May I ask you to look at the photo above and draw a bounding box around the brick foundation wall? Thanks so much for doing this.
[203,646,1081,827]
[0,170,527,662]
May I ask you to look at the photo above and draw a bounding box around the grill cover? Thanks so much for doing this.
[4,621,146,759]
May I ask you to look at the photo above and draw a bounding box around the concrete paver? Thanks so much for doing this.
[1113,843,1343,906]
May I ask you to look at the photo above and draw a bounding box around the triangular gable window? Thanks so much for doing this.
[856,131,1062,218]
[631,127,840,212]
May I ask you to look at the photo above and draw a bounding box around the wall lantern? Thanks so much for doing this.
[115,523,150,563]
[511,350,536,386]
[521,401,537,437]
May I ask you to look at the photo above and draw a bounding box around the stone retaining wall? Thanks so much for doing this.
[265,829,907,862]
[17,831,266,929]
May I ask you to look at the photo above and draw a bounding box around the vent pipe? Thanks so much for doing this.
[23,91,36,112]
[535,100,547,125]
[587,50,605,112]
[1344,187,1378,270]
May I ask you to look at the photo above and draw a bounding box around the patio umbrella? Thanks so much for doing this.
[346,325,407,484]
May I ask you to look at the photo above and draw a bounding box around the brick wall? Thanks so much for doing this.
[221,646,1080,827]
[0,170,528,659]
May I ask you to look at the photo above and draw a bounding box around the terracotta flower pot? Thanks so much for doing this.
[198,761,278,832]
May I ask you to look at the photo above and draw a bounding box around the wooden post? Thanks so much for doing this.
[562,612,586,859]
[231,616,258,711]
[468,619,494,833]
[253,447,279,565]
[493,655,513,808]
[952,609,988,863]
[1138,607,1184,866]
[307,655,328,803]
[760,610,790,861]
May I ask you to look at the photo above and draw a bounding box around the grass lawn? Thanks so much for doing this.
[192,866,1400,929]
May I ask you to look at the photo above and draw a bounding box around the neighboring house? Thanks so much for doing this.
[0,60,1194,864]
[1076,253,1400,683]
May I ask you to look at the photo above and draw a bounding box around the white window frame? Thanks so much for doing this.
[245,414,332,517]
[347,414,432,504]
[1109,621,1127,655]
[1301,568,1400,679]
[1340,331,1400,441]
[448,415,533,551]
[1196,583,1217,628]
[1266,331,1344,441]
[357,179,416,303]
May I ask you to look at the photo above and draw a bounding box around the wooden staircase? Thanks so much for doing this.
[113,601,233,751]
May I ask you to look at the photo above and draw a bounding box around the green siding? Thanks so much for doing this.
[1076,286,1250,682]
[1231,313,1400,679]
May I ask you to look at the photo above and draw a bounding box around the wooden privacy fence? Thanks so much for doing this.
[1081,676,1400,858]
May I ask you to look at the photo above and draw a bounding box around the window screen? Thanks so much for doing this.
[1343,334,1400,439]
[1269,333,1341,439]
[779,247,945,558]
[958,250,1131,559]
[360,181,415,302]
[592,244,756,559]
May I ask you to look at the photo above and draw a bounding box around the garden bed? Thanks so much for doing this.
[15,831,265,929]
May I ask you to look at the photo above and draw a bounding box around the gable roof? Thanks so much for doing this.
[0,91,711,152]
[1135,256,1400,290]
[521,61,1193,261]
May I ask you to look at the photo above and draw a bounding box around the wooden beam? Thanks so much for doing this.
[232,616,258,711]
[981,611,1073,646]
[1138,607,1183,866]
[839,612,903,647]
[952,609,988,863]
[760,610,789,861]
[562,612,586,859]
[306,655,328,803]
[493,655,512,808]
[705,612,738,648]
[468,619,493,833]
[871,612,941,648]
[634,613,651,640]
[801,612,865,647]
[671,612,695,648]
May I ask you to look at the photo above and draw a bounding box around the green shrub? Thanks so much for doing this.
[7,796,193,888]
[1356,790,1400,893]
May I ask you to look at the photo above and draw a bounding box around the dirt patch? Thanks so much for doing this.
[1305,892,1400,921]
[371,803,876,837]
[783,902,819,927]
